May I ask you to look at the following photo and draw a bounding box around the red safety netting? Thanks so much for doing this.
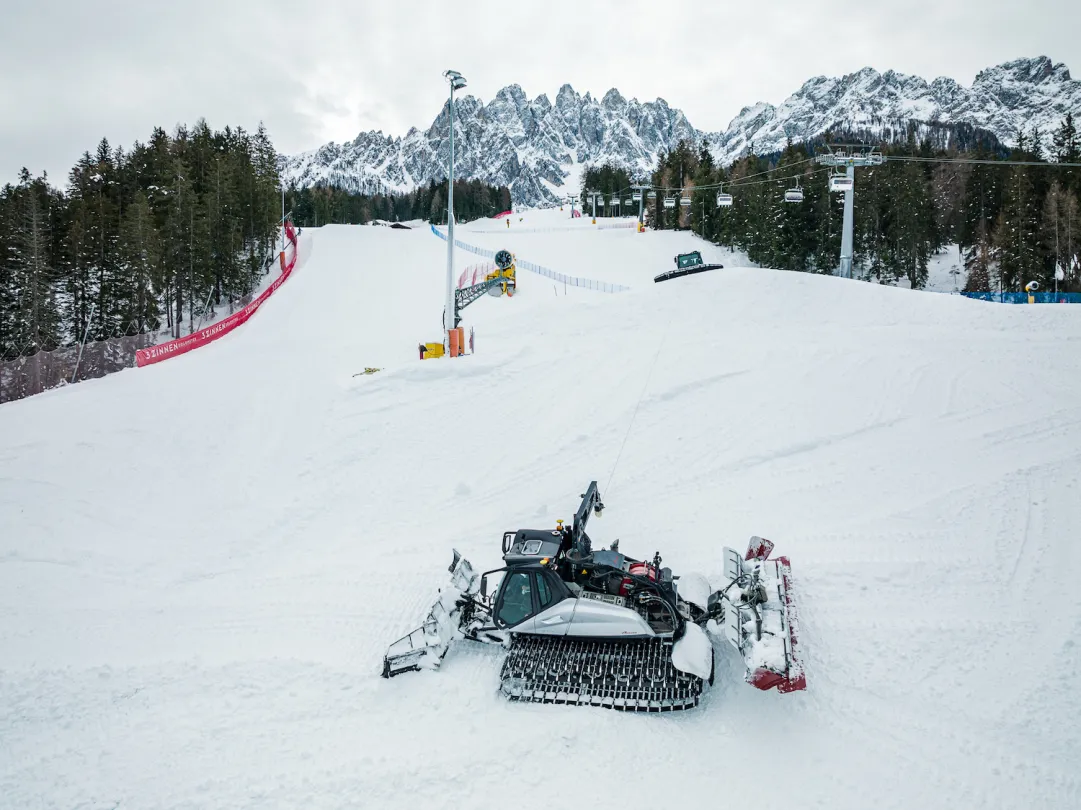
[493,210,513,219]
[136,222,299,367]
[457,262,498,289]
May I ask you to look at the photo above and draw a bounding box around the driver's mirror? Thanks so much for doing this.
[481,575,487,598]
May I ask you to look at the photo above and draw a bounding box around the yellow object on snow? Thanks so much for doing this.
[419,342,445,359]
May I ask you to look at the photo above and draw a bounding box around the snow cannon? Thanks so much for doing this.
[381,482,806,712]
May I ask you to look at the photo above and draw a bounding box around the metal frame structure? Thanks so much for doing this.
[454,275,510,321]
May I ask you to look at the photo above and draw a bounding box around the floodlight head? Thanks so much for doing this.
[444,70,467,90]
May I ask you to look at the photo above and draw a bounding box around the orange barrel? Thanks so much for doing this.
[455,327,465,355]
[448,328,460,358]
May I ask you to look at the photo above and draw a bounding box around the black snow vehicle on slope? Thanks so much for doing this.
[382,482,805,712]
[654,251,724,283]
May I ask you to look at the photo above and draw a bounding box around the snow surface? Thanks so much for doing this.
[2,207,1081,810]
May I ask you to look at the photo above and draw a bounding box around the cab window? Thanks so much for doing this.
[536,573,553,608]
[497,572,535,626]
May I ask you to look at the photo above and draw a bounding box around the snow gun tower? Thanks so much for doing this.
[456,250,516,315]
[421,249,516,359]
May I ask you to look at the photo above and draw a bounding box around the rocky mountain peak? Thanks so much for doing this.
[281,57,1081,206]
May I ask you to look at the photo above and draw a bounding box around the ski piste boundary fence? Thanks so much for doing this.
[0,224,303,405]
[467,220,637,235]
[961,291,1081,304]
[430,224,630,293]
[0,333,152,405]
[136,222,301,367]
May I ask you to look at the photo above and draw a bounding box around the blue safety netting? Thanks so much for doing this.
[962,292,1081,304]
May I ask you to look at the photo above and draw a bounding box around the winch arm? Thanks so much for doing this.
[569,481,605,556]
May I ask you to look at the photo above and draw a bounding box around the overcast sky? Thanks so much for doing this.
[3,0,1079,186]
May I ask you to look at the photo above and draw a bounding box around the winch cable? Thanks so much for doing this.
[604,316,674,498]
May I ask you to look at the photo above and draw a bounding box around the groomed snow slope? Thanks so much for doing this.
[2,218,1080,810]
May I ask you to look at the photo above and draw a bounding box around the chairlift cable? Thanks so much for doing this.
[884,156,1081,168]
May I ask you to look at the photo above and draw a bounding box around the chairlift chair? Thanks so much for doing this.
[829,173,854,193]
[679,195,692,207]
[647,190,657,200]
[632,193,642,202]
[663,196,676,209]
[716,191,733,207]
[598,198,605,207]
[784,180,804,203]
[624,199,633,207]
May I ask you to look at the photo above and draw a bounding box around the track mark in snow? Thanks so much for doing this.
[643,369,749,406]
[724,415,909,472]
[1009,479,1036,581]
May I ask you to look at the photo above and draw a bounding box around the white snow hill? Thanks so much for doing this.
[2,209,1080,810]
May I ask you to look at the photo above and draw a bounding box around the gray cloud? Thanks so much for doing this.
[2,0,1079,185]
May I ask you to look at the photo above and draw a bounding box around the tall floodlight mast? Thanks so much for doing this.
[815,145,884,278]
[443,69,467,345]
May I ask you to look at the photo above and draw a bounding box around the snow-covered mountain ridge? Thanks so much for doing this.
[281,56,1081,205]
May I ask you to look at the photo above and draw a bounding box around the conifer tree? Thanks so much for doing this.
[993,131,1045,290]
[116,191,161,333]
[11,170,60,352]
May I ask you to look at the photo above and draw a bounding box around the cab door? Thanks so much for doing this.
[493,568,573,635]
[493,570,539,630]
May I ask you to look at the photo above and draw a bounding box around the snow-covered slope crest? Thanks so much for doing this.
[282,57,1081,206]
[710,56,1081,163]
[281,84,696,207]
